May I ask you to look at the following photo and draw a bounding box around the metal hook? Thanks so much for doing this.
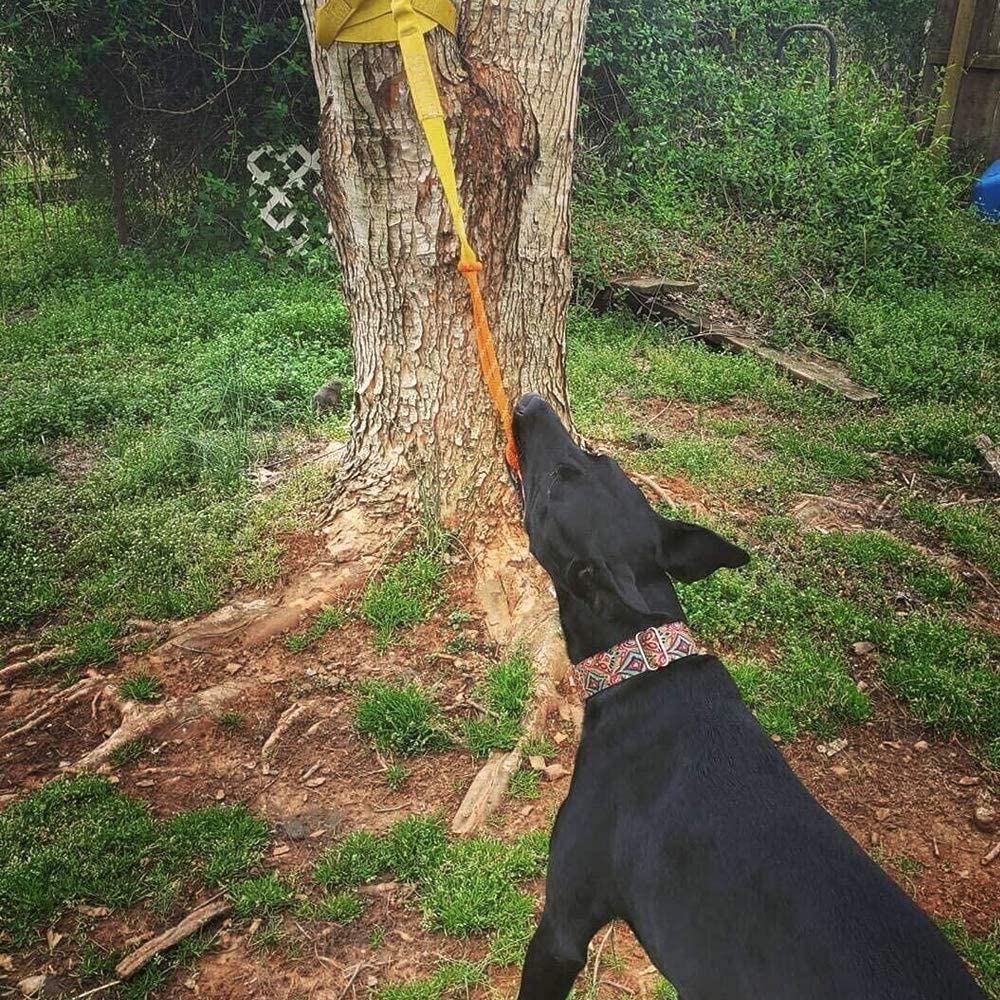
[777,23,839,91]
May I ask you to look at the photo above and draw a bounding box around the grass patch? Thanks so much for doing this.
[385,814,450,882]
[355,680,452,755]
[464,649,534,757]
[230,873,295,917]
[285,604,347,653]
[111,737,149,768]
[118,670,163,702]
[941,921,1000,999]
[310,891,365,924]
[361,548,446,649]
[376,960,486,1000]
[314,830,389,890]
[0,777,269,947]
[385,763,410,790]
[899,498,1000,580]
[216,711,245,734]
[507,768,541,800]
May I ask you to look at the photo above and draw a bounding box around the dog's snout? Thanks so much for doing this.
[514,393,546,419]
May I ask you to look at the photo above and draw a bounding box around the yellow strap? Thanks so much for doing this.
[315,0,456,47]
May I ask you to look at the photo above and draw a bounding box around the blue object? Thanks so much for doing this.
[972,160,1000,220]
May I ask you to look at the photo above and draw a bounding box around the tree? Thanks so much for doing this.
[300,0,590,519]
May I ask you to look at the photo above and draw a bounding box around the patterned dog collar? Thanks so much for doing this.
[571,622,697,699]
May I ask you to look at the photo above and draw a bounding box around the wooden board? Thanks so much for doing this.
[611,276,700,295]
[645,300,882,403]
[923,0,1000,162]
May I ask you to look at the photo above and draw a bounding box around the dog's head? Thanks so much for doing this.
[513,393,749,659]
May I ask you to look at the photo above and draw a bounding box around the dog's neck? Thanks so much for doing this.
[570,621,697,698]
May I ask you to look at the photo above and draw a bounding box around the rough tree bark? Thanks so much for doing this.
[301,0,589,519]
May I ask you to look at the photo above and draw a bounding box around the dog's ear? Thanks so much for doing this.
[566,558,651,614]
[654,515,749,583]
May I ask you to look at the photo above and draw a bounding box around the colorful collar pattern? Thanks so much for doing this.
[571,622,697,698]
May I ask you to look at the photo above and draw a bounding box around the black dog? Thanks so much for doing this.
[512,394,985,1000]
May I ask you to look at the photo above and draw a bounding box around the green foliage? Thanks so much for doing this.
[0,244,340,653]
[314,831,390,890]
[0,778,270,947]
[111,738,149,768]
[464,649,535,757]
[361,549,446,648]
[217,711,246,735]
[899,498,1000,580]
[384,814,449,883]
[651,979,680,1000]
[376,960,486,1000]
[230,873,295,918]
[118,671,163,703]
[940,921,1000,999]
[308,892,365,924]
[286,605,347,653]
[385,763,410,790]
[507,768,541,801]
[355,681,452,755]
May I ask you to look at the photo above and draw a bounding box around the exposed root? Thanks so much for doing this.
[73,680,254,771]
[261,702,312,773]
[0,647,70,687]
[452,522,569,833]
[0,674,104,745]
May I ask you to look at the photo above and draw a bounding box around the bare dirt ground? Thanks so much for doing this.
[1,396,998,1000]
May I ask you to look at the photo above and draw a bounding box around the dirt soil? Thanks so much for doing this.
[1,397,998,1000]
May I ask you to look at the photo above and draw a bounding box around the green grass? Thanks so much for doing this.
[230,873,295,917]
[216,711,246,734]
[464,649,535,757]
[385,762,410,790]
[355,680,452,755]
[507,768,541,800]
[309,891,365,924]
[361,548,446,649]
[0,233,342,662]
[899,498,1000,580]
[941,921,1000,999]
[314,830,389,890]
[118,670,163,702]
[0,777,269,947]
[385,814,450,882]
[376,960,486,1000]
[285,604,347,653]
[111,737,149,768]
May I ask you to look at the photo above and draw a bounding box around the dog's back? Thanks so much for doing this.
[549,657,985,1000]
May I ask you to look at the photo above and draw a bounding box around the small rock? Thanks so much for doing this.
[850,641,876,656]
[543,764,569,782]
[817,738,848,758]
[215,788,226,800]
[875,808,891,822]
[553,732,568,745]
[0,954,14,973]
[973,806,997,834]
[913,740,929,752]
[519,805,533,817]
[557,702,573,722]
[77,904,109,918]
[18,975,46,997]
[366,976,378,988]
[856,680,869,692]
[959,776,981,787]
[831,766,850,778]
[528,755,547,771]
[305,777,327,788]
[771,734,782,744]
[225,662,244,675]
[272,844,291,857]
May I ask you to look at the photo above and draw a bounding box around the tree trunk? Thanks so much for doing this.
[302,0,589,521]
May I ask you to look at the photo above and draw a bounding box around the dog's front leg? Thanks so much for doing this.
[517,913,592,1000]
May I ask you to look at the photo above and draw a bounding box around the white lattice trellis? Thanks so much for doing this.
[247,144,329,256]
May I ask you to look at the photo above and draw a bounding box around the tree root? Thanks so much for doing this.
[0,647,70,687]
[261,701,312,773]
[72,680,255,771]
[0,674,104,745]
[452,522,569,834]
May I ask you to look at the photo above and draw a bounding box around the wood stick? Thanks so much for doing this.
[982,841,1000,867]
[115,899,231,979]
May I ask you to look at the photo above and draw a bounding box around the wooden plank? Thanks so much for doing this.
[611,276,700,295]
[934,0,979,142]
[926,49,1000,70]
[646,300,881,403]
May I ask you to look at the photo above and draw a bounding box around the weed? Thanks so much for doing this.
[444,635,476,655]
[376,960,486,1000]
[285,604,347,653]
[652,979,680,1000]
[361,549,446,648]
[385,763,410,790]
[508,768,541,800]
[247,916,285,954]
[118,671,163,702]
[522,737,557,760]
[384,814,449,883]
[464,649,534,756]
[940,920,1000,999]
[315,830,389,889]
[111,737,149,768]
[355,680,452,755]
[464,717,523,757]
[370,925,387,948]
[899,498,1000,580]
[217,711,245,734]
[308,891,365,923]
[447,609,473,628]
[230,873,295,917]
